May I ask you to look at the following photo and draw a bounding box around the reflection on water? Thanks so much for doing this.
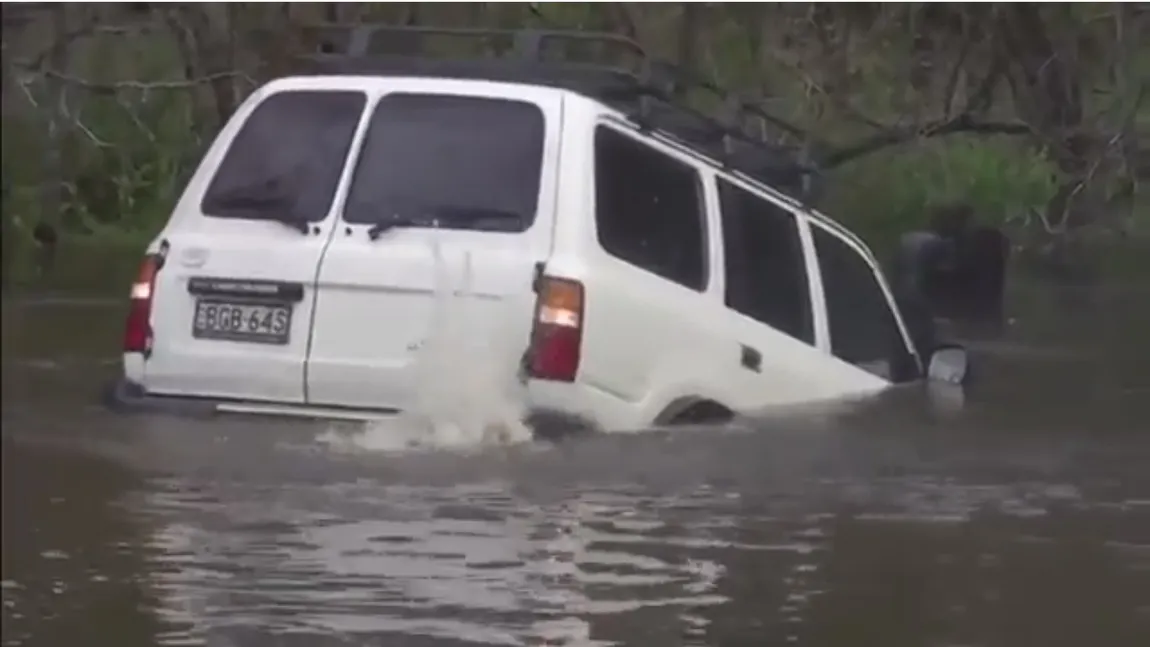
[141,481,739,645]
[3,286,1150,647]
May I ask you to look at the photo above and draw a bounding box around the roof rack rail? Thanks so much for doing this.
[269,23,819,198]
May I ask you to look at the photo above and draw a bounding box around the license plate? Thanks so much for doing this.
[192,300,292,345]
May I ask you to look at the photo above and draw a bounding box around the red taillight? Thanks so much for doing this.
[123,254,161,354]
[528,277,584,382]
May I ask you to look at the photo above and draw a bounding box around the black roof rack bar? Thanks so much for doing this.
[277,23,818,195]
[295,23,647,62]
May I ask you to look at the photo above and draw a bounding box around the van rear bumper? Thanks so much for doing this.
[104,377,220,418]
[102,377,401,422]
[102,377,597,435]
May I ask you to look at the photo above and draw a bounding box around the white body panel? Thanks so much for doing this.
[145,224,329,403]
[305,80,562,410]
[123,75,916,431]
[529,104,892,428]
[141,78,384,403]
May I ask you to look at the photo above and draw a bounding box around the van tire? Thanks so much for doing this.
[658,399,734,426]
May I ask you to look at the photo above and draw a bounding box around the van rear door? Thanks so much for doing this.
[306,83,562,411]
[143,87,367,403]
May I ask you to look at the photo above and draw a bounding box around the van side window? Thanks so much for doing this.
[717,178,813,344]
[594,126,708,291]
[202,90,366,222]
[811,225,914,380]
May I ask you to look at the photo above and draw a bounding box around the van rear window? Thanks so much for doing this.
[342,94,545,232]
[201,90,365,223]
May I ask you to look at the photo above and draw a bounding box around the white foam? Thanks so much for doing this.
[318,237,533,454]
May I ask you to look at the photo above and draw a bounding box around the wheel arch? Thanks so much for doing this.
[654,396,735,426]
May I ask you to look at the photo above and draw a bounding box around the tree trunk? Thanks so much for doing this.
[998,5,1090,235]
[675,2,700,91]
[35,4,69,278]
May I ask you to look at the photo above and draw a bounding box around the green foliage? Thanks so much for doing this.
[57,92,199,237]
[1,28,203,291]
[824,138,1060,250]
[17,29,200,234]
[1,2,1146,293]
[1,235,149,295]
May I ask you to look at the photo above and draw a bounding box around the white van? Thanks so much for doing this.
[104,27,966,432]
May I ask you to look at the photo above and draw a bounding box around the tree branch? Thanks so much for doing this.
[20,22,160,72]
[606,3,639,40]
[962,47,1006,116]
[25,68,251,94]
[810,19,1019,171]
[941,14,976,120]
[768,51,890,131]
[820,115,1032,169]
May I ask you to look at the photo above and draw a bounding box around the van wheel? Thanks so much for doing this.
[661,399,734,426]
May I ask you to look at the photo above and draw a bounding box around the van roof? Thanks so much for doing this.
[258,23,871,255]
[270,23,814,198]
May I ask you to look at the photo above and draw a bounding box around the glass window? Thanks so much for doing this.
[343,93,545,232]
[201,90,366,223]
[812,225,915,380]
[594,126,708,291]
[717,178,813,344]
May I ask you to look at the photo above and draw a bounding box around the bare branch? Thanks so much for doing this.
[400,2,420,26]
[1051,81,1148,232]
[768,52,890,131]
[32,69,252,94]
[821,115,1032,169]
[527,3,554,27]
[163,7,200,87]
[19,22,161,72]
[941,15,976,120]
[55,89,112,148]
[962,48,1006,116]
[605,3,639,40]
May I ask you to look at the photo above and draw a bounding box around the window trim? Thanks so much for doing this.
[591,120,712,293]
[200,88,369,223]
[698,170,828,351]
[595,109,920,372]
[714,175,816,346]
[806,218,920,371]
[339,91,548,232]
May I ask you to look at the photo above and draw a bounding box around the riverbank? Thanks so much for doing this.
[1,235,147,297]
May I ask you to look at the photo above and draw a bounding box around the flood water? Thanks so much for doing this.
[3,286,1150,647]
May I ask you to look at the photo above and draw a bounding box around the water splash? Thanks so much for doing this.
[319,238,533,454]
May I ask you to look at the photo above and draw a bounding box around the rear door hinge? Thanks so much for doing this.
[531,261,545,293]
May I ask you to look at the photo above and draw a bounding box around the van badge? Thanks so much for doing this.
[180,247,209,268]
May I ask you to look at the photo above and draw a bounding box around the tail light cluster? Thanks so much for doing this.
[123,252,164,354]
[527,276,584,382]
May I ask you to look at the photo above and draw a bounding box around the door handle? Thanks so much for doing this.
[740,344,762,373]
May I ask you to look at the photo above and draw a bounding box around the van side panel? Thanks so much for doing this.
[710,174,890,412]
[554,113,736,426]
[555,107,891,428]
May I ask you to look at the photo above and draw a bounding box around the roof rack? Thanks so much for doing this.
[269,23,817,198]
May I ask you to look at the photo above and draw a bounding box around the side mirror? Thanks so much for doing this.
[927,344,970,386]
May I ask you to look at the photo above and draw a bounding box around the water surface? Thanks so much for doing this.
[3,286,1149,647]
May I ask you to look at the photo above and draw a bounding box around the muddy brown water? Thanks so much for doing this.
[2,286,1150,647]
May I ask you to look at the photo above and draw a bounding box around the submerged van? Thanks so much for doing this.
[104,25,969,432]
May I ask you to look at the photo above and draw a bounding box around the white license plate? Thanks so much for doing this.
[192,300,292,345]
